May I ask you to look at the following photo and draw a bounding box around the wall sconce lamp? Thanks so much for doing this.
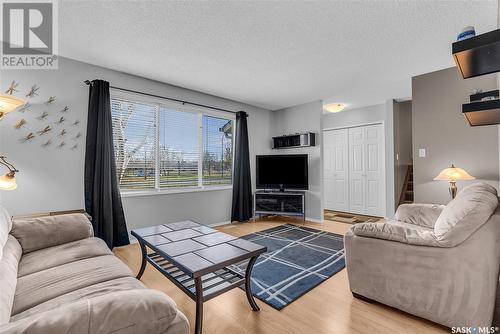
[0,156,18,190]
[433,164,475,199]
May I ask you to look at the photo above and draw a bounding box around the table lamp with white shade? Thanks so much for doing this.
[433,164,475,199]
[0,156,18,191]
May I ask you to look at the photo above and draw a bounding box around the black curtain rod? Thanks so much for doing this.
[84,80,240,115]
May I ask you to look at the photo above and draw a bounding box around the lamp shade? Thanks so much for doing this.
[0,94,26,118]
[433,165,475,181]
[0,173,17,190]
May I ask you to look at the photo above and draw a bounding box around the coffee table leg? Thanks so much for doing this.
[194,277,203,334]
[136,241,147,280]
[245,256,260,311]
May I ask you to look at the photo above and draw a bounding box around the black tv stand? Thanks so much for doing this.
[254,190,305,221]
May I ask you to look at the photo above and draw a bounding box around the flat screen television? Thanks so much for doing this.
[256,154,308,190]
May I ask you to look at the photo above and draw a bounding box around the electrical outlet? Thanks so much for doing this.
[418,148,426,158]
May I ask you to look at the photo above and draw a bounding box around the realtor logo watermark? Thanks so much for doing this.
[451,327,499,334]
[1,0,58,69]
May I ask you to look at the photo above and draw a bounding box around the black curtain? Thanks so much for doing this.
[84,80,130,248]
[231,111,252,222]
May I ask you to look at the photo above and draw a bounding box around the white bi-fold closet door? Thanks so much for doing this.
[323,123,385,217]
[323,129,349,212]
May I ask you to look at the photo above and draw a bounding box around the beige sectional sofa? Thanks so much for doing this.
[0,208,189,334]
[345,182,500,328]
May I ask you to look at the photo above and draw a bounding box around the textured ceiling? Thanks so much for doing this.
[58,1,497,110]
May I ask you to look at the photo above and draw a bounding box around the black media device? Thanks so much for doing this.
[256,154,308,191]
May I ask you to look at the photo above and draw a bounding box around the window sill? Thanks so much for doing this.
[120,185,233,198]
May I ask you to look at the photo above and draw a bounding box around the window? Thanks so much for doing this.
[203,115,233,186]
[111,94,234,193]
[159,107,199,188]
[111,98,157,191]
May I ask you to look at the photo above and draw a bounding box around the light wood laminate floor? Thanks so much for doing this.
[113,218,448,334]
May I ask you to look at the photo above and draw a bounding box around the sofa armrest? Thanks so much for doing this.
[0,289,187,334]
[395,203,445,228]
[10,213,93,254]
[351,222,442,247]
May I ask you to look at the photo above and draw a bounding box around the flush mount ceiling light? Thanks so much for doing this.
[324,103,346,113]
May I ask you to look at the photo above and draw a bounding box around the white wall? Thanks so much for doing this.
[271,101,323,221]
[322,102,396,218]
[323,104,386,129]
[0,57,272,229]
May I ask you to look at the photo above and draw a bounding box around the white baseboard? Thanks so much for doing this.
[209,220,231,227]
[306,217,323,224]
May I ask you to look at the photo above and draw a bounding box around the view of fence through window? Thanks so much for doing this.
[111,97,233,191]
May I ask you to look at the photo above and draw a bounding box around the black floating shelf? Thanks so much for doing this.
[462,99,500,127]
[272,132,315,149]
[452,28,500,79]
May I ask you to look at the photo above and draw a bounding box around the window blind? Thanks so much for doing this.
[111,95,234,193]
[159,107,199,188]
[203,115,233,186]
[111,98,157,190]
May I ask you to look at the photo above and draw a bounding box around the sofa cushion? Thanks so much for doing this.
[167,312,191,334]
[434,182,498,247]
[0,235,22,326]
[352,221,441,246]
[12,255,133,315]
[395,203,445,229]
[11,276,144,322]
[18,237,112,278]
[0,205,12,261]
[3,289,181,334]
[10,213,94,254]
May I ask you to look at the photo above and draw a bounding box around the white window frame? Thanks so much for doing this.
[111,89,235,197]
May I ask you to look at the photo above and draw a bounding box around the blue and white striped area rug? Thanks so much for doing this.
[235,224,345,310]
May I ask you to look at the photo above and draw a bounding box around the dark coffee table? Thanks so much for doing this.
[131,220,267,334]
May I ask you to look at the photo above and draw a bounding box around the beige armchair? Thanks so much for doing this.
[344,182,500,328]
